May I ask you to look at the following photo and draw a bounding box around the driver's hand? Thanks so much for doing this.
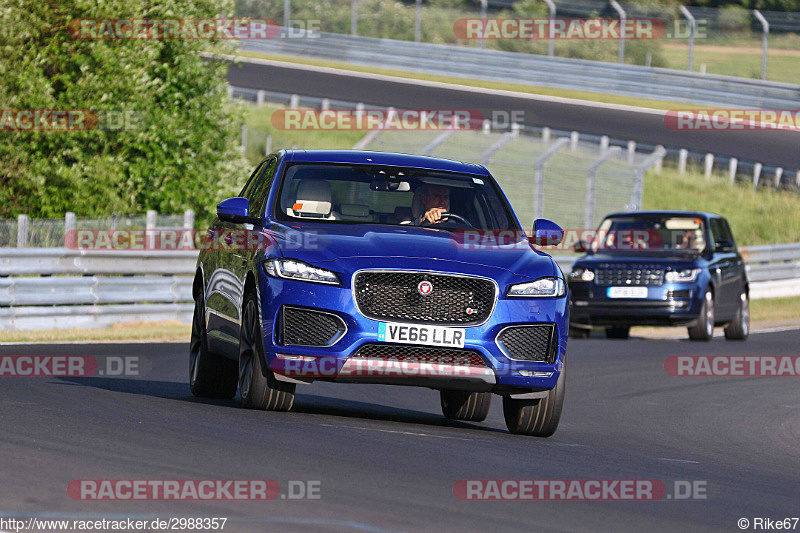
[423,208,448,224]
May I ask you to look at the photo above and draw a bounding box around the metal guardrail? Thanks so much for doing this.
[242,32,800,110]
[1,243,798,330]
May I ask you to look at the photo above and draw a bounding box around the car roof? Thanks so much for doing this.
[603,210,721,220]
[281,149,490,176]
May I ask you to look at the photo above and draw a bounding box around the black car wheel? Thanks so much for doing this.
[503,354,566,437]
[724,292,750,341]
[688,289,715,341]
[605,326,630,339]
[239,291,295,411]
[440,390,491,422]
[189,293,238,399]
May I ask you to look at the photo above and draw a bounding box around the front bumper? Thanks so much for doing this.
[257,268,568,394]
[569,282,702,326]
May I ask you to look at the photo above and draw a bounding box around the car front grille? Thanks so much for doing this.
[354,343,486,367]
[281,306,346,347]
[496,324,557,363]
[595,265,664,286]
[353,271,496,325]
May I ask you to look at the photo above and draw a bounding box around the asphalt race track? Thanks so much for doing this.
[1,330,799,532]
[225,60,800,169]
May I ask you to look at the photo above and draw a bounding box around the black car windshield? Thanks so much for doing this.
[593,215,707,253]
[274,163,518,231]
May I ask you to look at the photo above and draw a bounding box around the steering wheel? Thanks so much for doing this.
[421,212,473,228]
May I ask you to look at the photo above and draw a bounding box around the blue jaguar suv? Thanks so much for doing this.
[190,150,568,436]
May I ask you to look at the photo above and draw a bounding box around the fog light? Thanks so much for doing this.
[518,370,553,378]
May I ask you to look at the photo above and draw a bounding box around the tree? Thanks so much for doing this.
[0,0,250,221]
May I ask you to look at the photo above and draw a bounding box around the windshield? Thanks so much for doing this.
[593,215,707,253]
[275,163,518,231]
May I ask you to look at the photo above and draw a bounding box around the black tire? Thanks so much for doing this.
[724,292,750,341]
[569,326,590,339]
[189,293,238,399]
[239,291,295,411]
[688,289,715,341]
[503,353,567,437]
[605,326,630,339]
[440,390,491,422]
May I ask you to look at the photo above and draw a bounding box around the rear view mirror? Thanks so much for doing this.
[715,239,735,253]
[217,197,260,224]
[530,218,563,247]
[370,179,410,192]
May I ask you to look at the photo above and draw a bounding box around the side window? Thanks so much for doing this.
[709,218,725,248]
[239,162,265,199]
[249,158,278,217]
[721,219,736,246]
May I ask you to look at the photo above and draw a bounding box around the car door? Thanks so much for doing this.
[206,161,266,355]
[721,217,746,304]
[707,217,739,321]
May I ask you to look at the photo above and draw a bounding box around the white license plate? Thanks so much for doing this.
[378,322,465,348]
[607,286,649,298]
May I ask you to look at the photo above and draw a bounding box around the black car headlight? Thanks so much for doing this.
[664,268,701,283]
[507,277,565,298]
[262,258,341,285]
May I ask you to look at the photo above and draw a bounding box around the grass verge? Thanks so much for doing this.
[643,168,800,246]
[0,321,190,344]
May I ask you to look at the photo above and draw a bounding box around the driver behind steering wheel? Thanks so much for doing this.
[413,184,451,225]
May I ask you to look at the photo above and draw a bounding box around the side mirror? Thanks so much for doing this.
[530,218,563,247]
[715,238,735,253]
[217,197,260,225]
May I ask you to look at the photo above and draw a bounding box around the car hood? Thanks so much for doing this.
[267,221,556,280]
[573,252,701,270]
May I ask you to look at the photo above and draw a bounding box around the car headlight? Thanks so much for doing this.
[262,258,340,285]
[664,268,701,283]
[508,277,565,298]
[568,267,595,282]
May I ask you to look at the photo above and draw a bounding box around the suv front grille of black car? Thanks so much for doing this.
[496,324,557,363]
[281,306,346,347]
[595,265,664,286]
[353,271,496,325]
[354,343,486,367]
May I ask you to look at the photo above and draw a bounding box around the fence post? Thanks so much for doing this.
[414,0,422,43]
[796,170,800,188]
[679,6,695,71]
[543,0,556,57]
[321,98,330,111]
[16,214,28,248]
[284,0,290,27]
[630,146,666,212]
[678,149,688,175]
[570,131,579,152]
[610,0,626,64]
[542,127,551,142]
[482,120,491,134]
[775,167,783,188]
[753,162,762,189]
[600,135,609,155]
[256,90,265,106]
[729,157,738,184]
[183,210,195,230]
[351,0,357,36]
[753,10,769,80]
[479,0,487,50]
[289,94,299,109]
[704,153,714,180]
[627,140,636,165]
[585,147,622,228]
[146,210,157,233]
[64,212,76,249]
[533,138,570,219]
[654,145,664,173]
